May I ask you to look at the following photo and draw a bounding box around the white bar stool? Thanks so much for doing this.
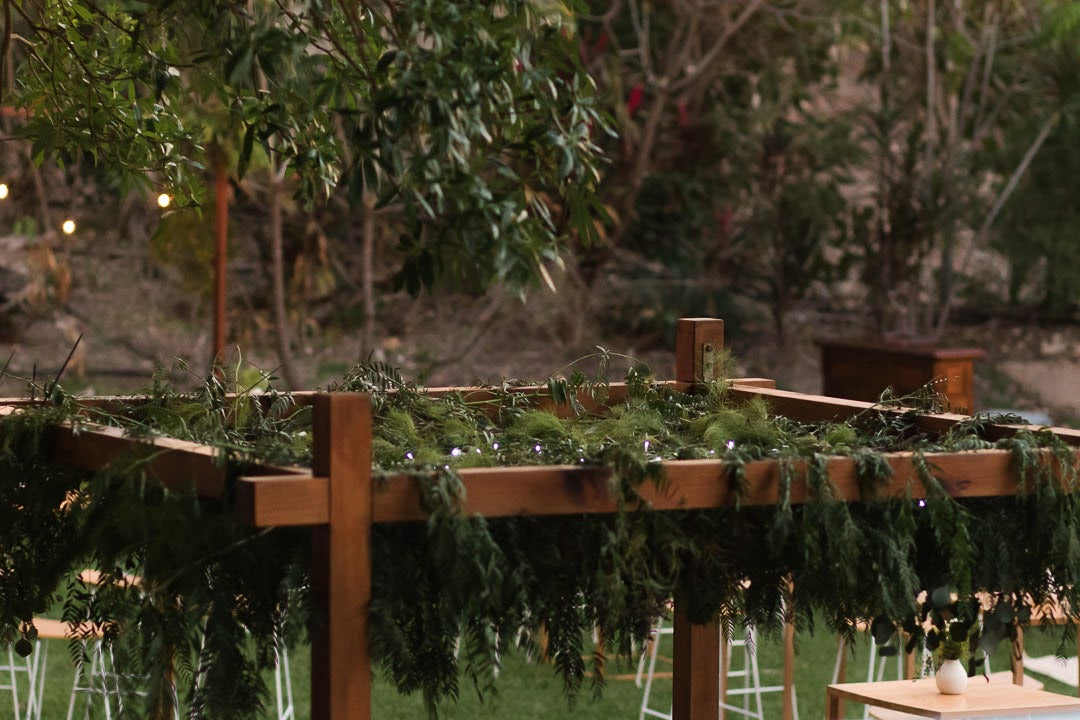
[637,615,797,720]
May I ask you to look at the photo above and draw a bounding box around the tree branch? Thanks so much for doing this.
[934,110,1060,335]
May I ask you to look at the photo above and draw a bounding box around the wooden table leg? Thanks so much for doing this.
[826,690,841,720]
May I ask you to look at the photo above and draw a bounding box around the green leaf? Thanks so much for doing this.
[236,124,255,180]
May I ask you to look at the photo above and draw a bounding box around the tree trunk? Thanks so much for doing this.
[270,176,300,389]
[361,191,377,357]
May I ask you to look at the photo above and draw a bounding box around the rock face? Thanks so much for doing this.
[0,235,32,341]
[1000,360,1080,417]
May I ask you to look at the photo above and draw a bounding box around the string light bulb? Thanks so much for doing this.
[61,219,76,235]
[0,184,8,200]
[157,193,171,208]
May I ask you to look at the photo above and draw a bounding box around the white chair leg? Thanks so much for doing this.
[24,641,47,720]
[638,616,671,720]
[8,645,22,720]
[635,633,649,688]
[96,643,114,720]
[748,628,766,719]
[274,639,295,720]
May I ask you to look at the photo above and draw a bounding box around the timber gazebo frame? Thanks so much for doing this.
[3,318,1078,720]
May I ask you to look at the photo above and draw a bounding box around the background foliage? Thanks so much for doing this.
[3,2,1080,377]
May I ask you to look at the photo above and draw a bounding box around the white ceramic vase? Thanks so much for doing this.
[936,658,968,695]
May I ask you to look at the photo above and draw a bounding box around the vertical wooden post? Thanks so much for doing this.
[311,393,372,720]
[673,318,724,720]
[676,318,725,384]
[673,606,721,720]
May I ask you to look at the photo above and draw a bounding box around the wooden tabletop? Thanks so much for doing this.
[827,678,1080,719]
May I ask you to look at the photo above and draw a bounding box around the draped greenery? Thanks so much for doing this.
[0,360,1077,717]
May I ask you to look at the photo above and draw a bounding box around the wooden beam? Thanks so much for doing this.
[233,444,1074,528]
[234,474,326,527]
[42,419,308,499]
[47,422,228,497]
[310,394,371,720]
[729,384,1080,447]
[362,447,1067,523]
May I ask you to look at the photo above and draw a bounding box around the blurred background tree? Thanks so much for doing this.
[4,0,607,383]
[1,0,1079,394]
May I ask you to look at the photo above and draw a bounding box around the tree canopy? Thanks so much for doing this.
[8,0,608,292]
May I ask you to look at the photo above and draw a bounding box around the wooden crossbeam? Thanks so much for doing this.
[0,377,777,414]
[48,421,230,497]
[234,446,1074,527]
[729,384,1080,447]
[0,413,310,499]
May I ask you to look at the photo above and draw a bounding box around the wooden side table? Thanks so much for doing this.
[826,678,1080,719]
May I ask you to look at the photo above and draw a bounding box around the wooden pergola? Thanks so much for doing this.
[3,318,1078,720]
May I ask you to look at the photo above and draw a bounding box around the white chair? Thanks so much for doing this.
[65,632,122,720]
[0,636,47,720]
[637,616,798,720]
[79,570,294,720]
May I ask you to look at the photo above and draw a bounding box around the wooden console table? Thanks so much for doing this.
[818,339,985,413]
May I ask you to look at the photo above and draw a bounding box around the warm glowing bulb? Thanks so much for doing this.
[0,184,8,200]
[61,219,76,235]
[157,193,171,208]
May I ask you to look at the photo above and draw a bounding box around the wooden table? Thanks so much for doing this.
[827,678,1080,719]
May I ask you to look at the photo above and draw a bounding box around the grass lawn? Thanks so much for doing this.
[1,621,1077,719]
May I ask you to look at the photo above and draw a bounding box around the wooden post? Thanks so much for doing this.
[311,394,372,720]
[676,318,725,384]
[673,606,721,720]
[673,318,724,720]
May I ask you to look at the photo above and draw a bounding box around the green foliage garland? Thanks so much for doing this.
[0,360,1078,717]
